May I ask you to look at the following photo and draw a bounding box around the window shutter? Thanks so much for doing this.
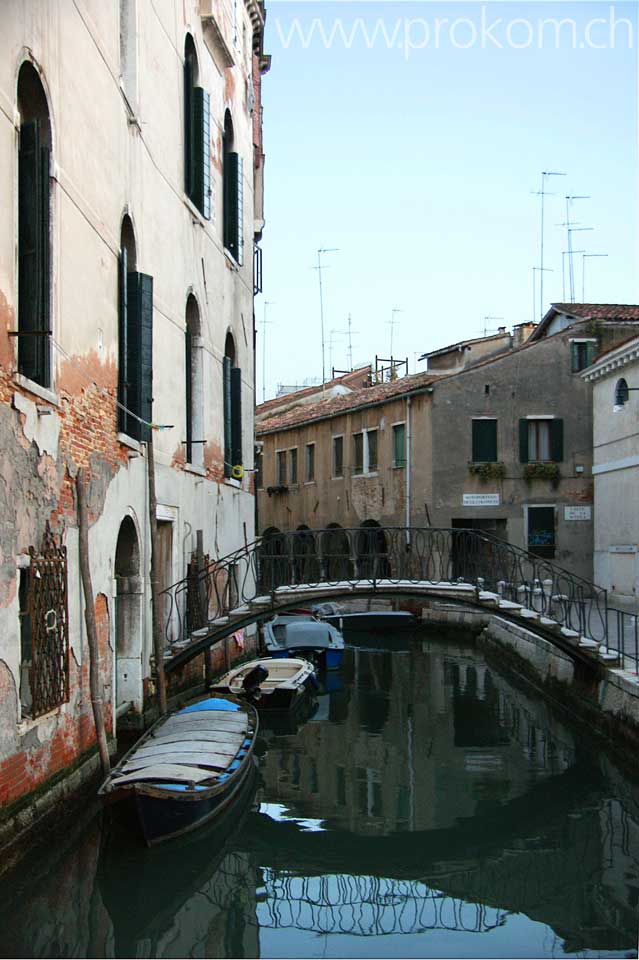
[550,418,564,462]
[230,366,242,467]
[126,272,153,441]
[184,57,194,197]
[185,327,192,462]
[519,419,529,463]
[224,152,243,264]
[18,121,50,386]
[472,420,497,462]
[223,356,232,477]
[192,87,211,219]
[117,248,128,433]
[570,342,579,373]
[586,341,597,367]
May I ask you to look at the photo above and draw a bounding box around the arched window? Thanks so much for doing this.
[223,110,243,264]
[615,378,630,408]
[185,295,203,466]
[118,214,153,441]
[184,36,210,218]
[17,62,52,388]
[223,332,242,477]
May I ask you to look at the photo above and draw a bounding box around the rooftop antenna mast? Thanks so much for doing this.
[343,313,358,370]
[561,250,584,300]
[532,269,552,323]
[315,247,339,388]
[260,300,274,403]
[329,328,343,377]
[533,170,566,320]
[558,195,591,302]
[482,315,503,336]
[388,308,402,359]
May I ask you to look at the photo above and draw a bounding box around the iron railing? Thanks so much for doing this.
[159,527,619,664]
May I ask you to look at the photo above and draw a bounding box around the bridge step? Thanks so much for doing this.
[578,637,599,650]
[497,599,523,612]
[190,627,211,639]
[250,596,272,608]
[478,591,500,606]
[516,608,540,621]
[560,627,580,641]
[228,605,250,619]
[539,616,562,633]
[598,649,621,663]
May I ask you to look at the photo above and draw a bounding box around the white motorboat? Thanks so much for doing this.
[262,613,345,670]
[210,657,317,711]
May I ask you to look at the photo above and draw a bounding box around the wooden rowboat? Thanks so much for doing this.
[98,695,258,845]
[210,657,317,711]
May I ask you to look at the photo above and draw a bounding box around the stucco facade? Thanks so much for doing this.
[0,0,268,817]
[583,336,639,602]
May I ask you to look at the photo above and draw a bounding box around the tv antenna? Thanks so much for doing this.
[582,253,608,301]
[532,170,566,320]
[532,268,552,323]
[557,195,592,302]
[482,315,503,336]
[342,313,358,371]
[314,248,339,387]
[260,300,274,403]
[388,308,403,358]
[561,250,584,301]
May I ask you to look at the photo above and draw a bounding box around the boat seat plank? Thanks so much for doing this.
[111,764,218,787]
[142,737,242,755]
[164,713,248,729]
[159,717,247,734]
[122,751,233,772]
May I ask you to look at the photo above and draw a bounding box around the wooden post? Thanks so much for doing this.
[147,431,168,716]
[76,470,111,777]
[197,529,213,687]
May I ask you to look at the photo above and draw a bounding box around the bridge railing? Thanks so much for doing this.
[160,527,609,654]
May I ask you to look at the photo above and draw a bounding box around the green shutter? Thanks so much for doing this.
[550,418,564,462]
[223,356,232,477]
[192,87,211,218]
[185,327,192,462]
[224,152,243,264]
[125,272,153,441]
[184,57,194,197]
[570,342,579,373]
[519,419,529,463]
[230,366,242,466]
[586,341,598,367]
[117,249,128,433]
[393,423,405,466]
[18,121,50,386]
[472,420,497,462]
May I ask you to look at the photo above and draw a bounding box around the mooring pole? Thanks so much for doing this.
[76,470,111,776]
[147,431,168,716]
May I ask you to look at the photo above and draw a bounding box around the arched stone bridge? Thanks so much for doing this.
[160,526,621,675]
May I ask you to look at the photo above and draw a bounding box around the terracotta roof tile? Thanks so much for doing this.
[550,303,639,321]
[256,366,371,417]
[256,370,441,435]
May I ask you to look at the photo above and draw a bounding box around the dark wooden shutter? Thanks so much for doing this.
[472,420,497,462]
[184,57,194,197]
[550,418,564,462]
[586,341,598,367]
[224,152,243,264]
[193,87,211,219]
[18,121,50,386]
[231,366,242,467]
[126,272,153,441]
[223,356,232,477]
[185,327,192,462]
[519,419,529,463]
[117,248,128,433]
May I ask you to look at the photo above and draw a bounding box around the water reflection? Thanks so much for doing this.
[0,635,638,958]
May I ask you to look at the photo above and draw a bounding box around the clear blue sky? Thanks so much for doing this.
[257,1,638,399]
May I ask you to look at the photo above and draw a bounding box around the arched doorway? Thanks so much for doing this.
[114,516,142,712]
[356,520,390,579]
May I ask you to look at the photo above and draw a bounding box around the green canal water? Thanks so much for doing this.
[1,631,639,959]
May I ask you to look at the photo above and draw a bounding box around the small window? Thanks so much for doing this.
[393,423,406,467]
[615,378,630,407]
[472,419,497,463]
[519,418,563,463]
[276,450,286,485]
[305,443,315,482]
[184,36,210,219]
[289,448,298,485]
[366,429,378,472]
[223,111,243,264]
[223,333,242,477]
[571,340,597,373]
[353,433,364,475]
[333,436,344,478]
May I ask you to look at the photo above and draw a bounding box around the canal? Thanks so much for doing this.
[1,630,638,958]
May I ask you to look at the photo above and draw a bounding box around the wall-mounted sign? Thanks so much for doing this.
[609,544,637,554]
[564,506,591,521]
[463,493,500,507]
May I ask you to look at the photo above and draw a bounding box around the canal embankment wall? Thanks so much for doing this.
[422,600,639,769]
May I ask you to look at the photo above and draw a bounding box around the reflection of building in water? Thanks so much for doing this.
[260,642,577,835]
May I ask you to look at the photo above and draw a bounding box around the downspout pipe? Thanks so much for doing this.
[406,395,412,546]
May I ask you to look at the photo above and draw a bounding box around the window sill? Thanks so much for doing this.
[18,702,65,731]
[392,463,406,470]
[184,194,210,226]
[353,471,378,478]
[223,247,241,271]
[304,480,316,486]
[224,477,241,489]
[184,462,207,477]
[117,432,142,454]
[14,374,59,407]
[331,475,344,481]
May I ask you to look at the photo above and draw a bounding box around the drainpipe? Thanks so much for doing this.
[406,396,412,545]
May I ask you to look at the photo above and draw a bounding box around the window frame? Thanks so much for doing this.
[352,432,364,475]
[276,449,287,485]
[392,421,406,468]
[525,504,556,560]
[289,447,298,485]
[471,417,498,464]
[332,435,344,478]
[305,442,315,482]
[365,428,378,473]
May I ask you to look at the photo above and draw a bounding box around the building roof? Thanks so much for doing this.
[256,370,441,436]
[418,329,510,362]
[255,366,371,421]
[530,303,639,341]
[582,334,639,382]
